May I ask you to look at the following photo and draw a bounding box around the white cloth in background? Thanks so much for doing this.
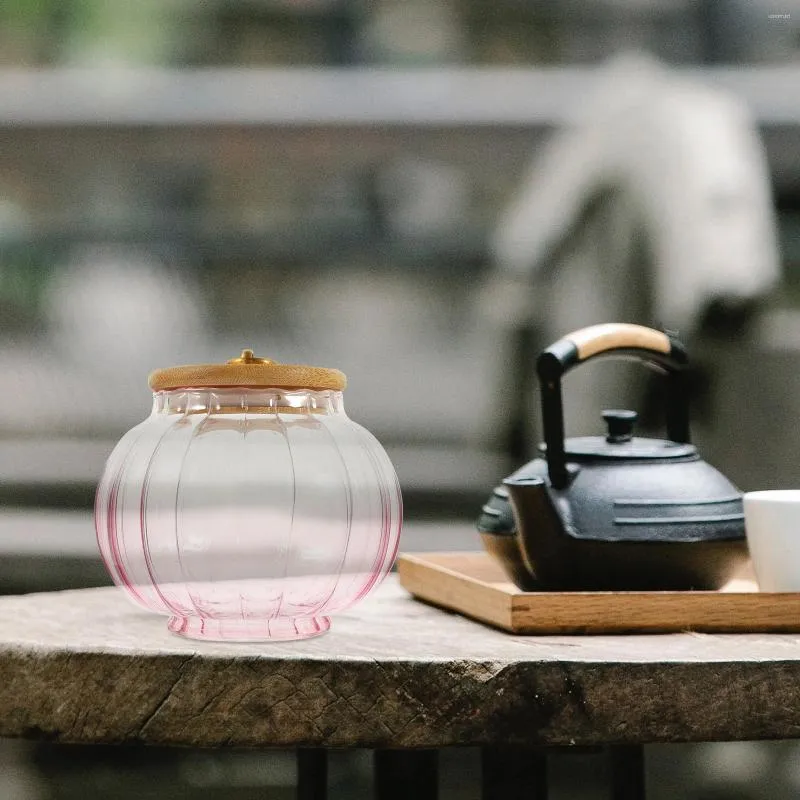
[491,53,780,336]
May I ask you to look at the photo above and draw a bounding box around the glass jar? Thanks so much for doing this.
[95,350,402,641]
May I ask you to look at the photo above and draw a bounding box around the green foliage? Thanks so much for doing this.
[0,0,58,25]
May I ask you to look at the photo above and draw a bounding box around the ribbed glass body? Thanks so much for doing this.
[94,387,402,641]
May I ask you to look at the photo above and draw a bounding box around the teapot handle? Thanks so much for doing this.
[536,323,690,490]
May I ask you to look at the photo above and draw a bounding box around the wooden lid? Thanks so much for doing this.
[148,349,347,392]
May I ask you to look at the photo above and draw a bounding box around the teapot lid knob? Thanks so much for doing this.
[603,409,638,443]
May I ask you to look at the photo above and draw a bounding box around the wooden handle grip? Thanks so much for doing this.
[566,323,671,362]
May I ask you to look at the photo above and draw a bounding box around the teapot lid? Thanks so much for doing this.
[149,349,347,392]
[554,410,697,461]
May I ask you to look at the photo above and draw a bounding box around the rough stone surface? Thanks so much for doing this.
[1,580,800,748]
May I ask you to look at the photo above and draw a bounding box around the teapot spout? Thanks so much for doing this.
[502,475,552,522]
[502,475,566,587]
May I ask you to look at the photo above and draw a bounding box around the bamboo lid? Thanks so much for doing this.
[148,349,347,392]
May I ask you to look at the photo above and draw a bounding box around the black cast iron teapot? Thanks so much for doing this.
[478,323,748,591]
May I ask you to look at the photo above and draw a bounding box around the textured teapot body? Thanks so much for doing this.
[498,453,747,591]
[96,386,402,640]
[509,451,744,544]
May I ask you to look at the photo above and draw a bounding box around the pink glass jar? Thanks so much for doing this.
[94,350,402,641]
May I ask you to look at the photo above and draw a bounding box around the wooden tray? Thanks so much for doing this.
[397,551,800,634]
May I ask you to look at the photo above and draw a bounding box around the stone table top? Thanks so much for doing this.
[1,577,800,749]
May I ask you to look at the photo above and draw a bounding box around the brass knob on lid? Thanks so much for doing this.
[227,349,274,366]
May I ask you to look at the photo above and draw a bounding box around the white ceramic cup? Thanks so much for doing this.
[743,490,800,592]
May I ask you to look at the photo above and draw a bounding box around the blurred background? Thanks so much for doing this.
[2,0,800,797]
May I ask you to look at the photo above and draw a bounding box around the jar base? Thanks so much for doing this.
[167,615,331,642]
